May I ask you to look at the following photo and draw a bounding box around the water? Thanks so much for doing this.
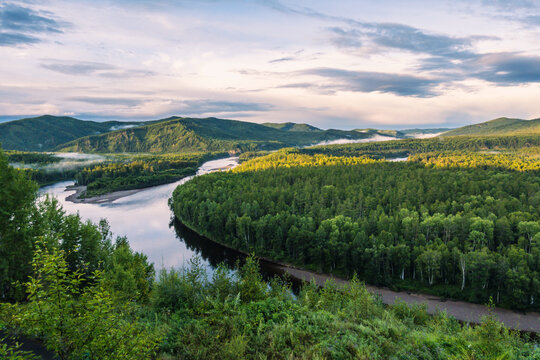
[41,157,240,271]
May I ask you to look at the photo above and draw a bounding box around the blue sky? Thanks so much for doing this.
[0,0,539,129]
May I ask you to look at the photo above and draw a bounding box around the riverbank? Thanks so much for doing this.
[65,185,147,204]
[176,219,540,333]
[64,156,239,205]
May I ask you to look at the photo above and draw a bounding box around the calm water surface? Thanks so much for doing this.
[41,157,241,271]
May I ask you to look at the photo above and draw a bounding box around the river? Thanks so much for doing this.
[40,156,540,332]
[40,157,241,271]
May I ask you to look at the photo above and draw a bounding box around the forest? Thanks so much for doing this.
[2,145,540,358]
[303,134,540,158]
[73,152,227,197]
[171,148,540,310]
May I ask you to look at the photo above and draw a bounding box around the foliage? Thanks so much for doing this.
[55,116,381,154]
[442,117,540,137]
[0,115,146,152]
[75,152,226,197]
[1,145,539,358]
[410,151,540,171]
[172,149,540,309]
[4,150,61,165]
[303,134,540,159]
[152,256,537,360]
[3,242,159,360]
[0,148,39,301]
[0,339,39,360]
[234,149,380,172]
[103,237,155,303]
[238,150,271,162]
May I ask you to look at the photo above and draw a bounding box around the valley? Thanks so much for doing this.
[1,114,540,359]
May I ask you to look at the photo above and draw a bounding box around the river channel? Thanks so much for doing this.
[41,157,244,271]
[40,156,540,332]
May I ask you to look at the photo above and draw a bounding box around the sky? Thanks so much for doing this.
[0,0,539,129]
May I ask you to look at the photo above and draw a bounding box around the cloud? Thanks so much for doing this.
[328,27,362,48]
[328,23,495,64]
[0,3,67,46]
[0,32,39,45]
[178,99,274,114]
[67,96,142,106]
[298,67,441,97]
[41,60,156,78]
[269,56,295,63]
[365,23,481,59]
[473,53,540,84]
[481,0,535,11]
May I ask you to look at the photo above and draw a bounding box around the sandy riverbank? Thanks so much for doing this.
[65,185,147,204]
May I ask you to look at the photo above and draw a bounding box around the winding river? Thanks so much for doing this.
[41,156,540,332]
[41,157,242,271]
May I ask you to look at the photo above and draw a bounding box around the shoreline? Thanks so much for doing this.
[65,185,147,204]
[63,157,238,205]
[176,218,540,333]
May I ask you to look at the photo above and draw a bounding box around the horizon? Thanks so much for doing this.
[2,113,538,132]
[1,1,539,129]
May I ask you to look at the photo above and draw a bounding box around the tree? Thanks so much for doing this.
[415,249,441,285]
[518,221,540,253]
[5,242,158,360]
[0,148,38,301]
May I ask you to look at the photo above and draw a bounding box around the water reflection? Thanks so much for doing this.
[173,219,301,290]
[41,157,240,271]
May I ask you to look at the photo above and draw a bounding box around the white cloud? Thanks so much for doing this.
[0,0,539,128]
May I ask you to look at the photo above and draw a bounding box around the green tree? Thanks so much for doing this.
[5,242,158,360]
[0,148,38,301]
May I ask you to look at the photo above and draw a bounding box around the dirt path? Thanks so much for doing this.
[280,265,540,333]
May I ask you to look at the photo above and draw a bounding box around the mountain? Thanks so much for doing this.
[55,117,378,153]
[441,117,540,137]
[0,115,147,151]
[261,122,321,132]
[354,128,405,138]
[400,128,451,138]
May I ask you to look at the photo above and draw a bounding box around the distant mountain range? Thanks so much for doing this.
[0,115,152,152]
[2,114,536,154]
[441,117,540,137]
[0,115,446,153]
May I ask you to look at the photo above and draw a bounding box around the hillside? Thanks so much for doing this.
[0,115,146,151]
[261,122,321,132]
[55,117,378,153]
[442,117,540,137]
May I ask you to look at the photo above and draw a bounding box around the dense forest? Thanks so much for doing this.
[303,134,540,158]
[2,146,540,358]
[171,148,540,310]
[5,150,228,197]
[54,117,383,154]
[74,152,227,197]
[442,117,540,137]
[0,115,148,151]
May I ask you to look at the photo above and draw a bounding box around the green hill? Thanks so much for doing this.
[261,122,321,132]
[55,117,379,153]
[442,117,540,137]
[0,115,147,151]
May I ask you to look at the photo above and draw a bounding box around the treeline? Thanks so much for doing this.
[74,152,227,197]
[172,151,540,310]
[19,167,79,186]
[410,151,540,172]
[4,150,61,164]
[235,150,380,172]
[3,148,538,359]
[304,134,540,158]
